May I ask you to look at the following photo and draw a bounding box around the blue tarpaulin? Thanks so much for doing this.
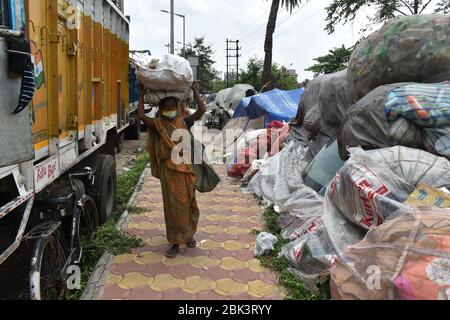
[234,88,304,126]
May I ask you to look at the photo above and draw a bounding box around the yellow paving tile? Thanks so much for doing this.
[248,259,266,273]
[162,255,192,267]
[228,215,247,223]
[128,222,161,231]
[106,274,123,285]
[183,276,217,294]
[230,206,249,213]
[226,226,250,235]
[205,214,227,222]
[118,272,154,290]
[214,279,249,296]
[247,280,279,298]
[220,257,249,271]
[145,236,169,246]
[209,205,230,212]
[150,274,185,292]
[198,239,222,250]
[203,225,226,234]
[113,254,136,264]
[223,240,250,251]
[143,211,164,219]
[134,252,162,265]
[191,256,221,269]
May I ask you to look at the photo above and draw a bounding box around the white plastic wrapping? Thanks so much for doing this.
[247,141,309,207]
[323,146,450,253]
[254,232,278,257]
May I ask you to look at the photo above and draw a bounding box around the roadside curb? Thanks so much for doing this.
[80,165,150,300]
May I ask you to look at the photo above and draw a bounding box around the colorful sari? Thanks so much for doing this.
[147,112,200,245]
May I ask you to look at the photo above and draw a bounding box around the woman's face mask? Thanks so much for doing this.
[162,110,178,120]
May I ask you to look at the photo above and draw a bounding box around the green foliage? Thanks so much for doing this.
[240,58,264,91]
[325,0,448,34]
[181,37,221,93]
[306,45,353,77]
[271,63,299,90]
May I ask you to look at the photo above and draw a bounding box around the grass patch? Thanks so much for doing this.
[128,206,147,215]
[257,204,330,300]
[68,153,149,300]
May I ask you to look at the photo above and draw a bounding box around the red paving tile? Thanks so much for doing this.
[202,266,234,281]
[126,287,164,300]
[232,269,262,283]
[110,262,146,275]
[171,265,205,279]
[143,263,174,277]
[163,289,196,300]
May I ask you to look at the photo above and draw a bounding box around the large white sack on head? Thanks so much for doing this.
[136,54,193,93]
[144,89,193,106]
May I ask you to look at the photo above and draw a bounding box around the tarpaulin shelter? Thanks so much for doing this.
[234,89,304,126]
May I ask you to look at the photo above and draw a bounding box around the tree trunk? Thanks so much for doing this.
[413,0,420,14]
[261,0,280,91]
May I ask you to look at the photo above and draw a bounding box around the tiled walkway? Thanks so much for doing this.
[95,165,284,300]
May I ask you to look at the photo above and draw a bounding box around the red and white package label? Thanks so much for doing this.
[349,166,390,228]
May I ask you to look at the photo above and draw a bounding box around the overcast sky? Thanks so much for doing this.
[124,0,374,80]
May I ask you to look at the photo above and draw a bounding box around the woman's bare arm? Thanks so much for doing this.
[190,81,206,122]
[137,83,155,130]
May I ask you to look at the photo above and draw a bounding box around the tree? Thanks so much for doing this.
[181,37,221,93]
[306,45,354,77]
[239,58,298,91]
[262,0,304,91]
[325,0,450,34]
[240,58,264,91]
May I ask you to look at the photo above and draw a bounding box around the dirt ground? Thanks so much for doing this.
[116,132,148,175]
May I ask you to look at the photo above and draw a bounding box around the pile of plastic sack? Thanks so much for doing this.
[247,14,450,299]
[227,121,290,179]
[135,54,194,105]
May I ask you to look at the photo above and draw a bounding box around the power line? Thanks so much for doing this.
[240,2,312,51]
[241,6,324,53]
[231,9,270,41]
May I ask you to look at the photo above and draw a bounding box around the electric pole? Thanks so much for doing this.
[170,0,175,54]
[226,39,241,87]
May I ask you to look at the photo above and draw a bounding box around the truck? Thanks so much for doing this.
[0,0,130,299]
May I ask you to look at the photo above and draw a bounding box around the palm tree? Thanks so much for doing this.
[261,0,303,91]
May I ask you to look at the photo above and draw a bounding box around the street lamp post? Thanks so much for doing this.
[170,0,174,54]
[161,9,186,57]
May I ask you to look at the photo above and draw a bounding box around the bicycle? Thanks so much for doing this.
[24,167,100,300]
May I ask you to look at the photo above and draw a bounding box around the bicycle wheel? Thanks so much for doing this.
[79,195,100,240]
[29,233,68,300]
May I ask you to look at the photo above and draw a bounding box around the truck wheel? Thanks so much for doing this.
[89,155,117,224]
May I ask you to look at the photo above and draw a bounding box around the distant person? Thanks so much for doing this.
[137,81,206,258]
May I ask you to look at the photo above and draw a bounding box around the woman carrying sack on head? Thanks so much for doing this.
[137,81,207,258]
